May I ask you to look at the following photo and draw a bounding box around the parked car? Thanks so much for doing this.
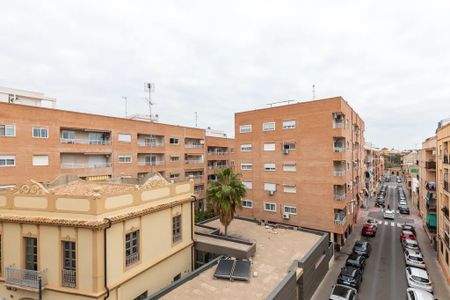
[337,266,363,290]
[383,209,395,220]
[362,224,377,237]
[404,249,426,269]
[403,239,420,251]
[345,253,367,271]
[406,288,434,300]
[400,230,416,242]
[329,284,358,300]
[402,224,416,235]
[353,240,371,257]
[376,199,385,208]
[399,205,410,214]
[405,267,433,293]
[366,218,378,226]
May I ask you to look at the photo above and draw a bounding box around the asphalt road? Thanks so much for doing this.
[359,180,409,300]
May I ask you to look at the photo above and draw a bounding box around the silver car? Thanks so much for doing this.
[404,249,426,269]
[406,288,434,300]
[405,267,433,293]
[329,284,358,300]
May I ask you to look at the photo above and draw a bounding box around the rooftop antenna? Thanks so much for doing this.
[144,82,155,122]
[267,99,295,107]
[312,84,316,100]
[195,112,198,127]
[122,96,128,118]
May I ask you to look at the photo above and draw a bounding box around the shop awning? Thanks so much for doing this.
[426,213,437,228]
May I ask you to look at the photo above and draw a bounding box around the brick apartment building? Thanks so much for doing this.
[234,97,365,247]
[0,88,233,211]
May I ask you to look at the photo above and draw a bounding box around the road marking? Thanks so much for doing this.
[390,222,395,227]
[397,223,402,227]
[384,221,388,225]
[378,221,382,224]
[396,210,399,213]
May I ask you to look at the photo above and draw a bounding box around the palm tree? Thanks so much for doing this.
[207,168,246,236]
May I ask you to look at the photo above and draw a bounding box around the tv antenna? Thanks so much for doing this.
[312,84,316,100]
[144,82,155,122]
[122,96,128,117]
[195,112,198,127]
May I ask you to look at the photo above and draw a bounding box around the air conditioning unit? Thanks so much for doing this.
[283,149,289,155]
[283,213,290,219]
[268,190,275,196]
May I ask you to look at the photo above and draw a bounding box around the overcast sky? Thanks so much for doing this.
[1,1,449,149]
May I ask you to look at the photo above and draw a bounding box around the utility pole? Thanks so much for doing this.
[312,84,316,100]
[122,96,128,118]
[144,82,155,122]
[195,112,198,127]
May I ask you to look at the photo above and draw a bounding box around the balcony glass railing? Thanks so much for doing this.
[207,151,228,155]
[6,266,48,290]
[185,144,204,148]
[61,138,111,145]
[138,160,164,166]
[61,163,112,169]
[186,159,204,164]
[333,170,346,176]
[333,122,345,129]
[137,141,164,147]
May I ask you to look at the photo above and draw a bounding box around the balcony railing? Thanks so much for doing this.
[208,165,227,170]
[137,141,164,147]
[334,215,346,225]
[425,161,436,170]
[425,181,436,191]
[335,194,346,201]
[61,162,112,169]
[207,151,228,155]
[333,122,344,129]
[62,269,76,288]
[185,144,204,148]
[186,159,204,164]
[334,146,345,153]
[333,170,346,176]
[126,253,139,267]
[5,266,48,290]
[444,154,449,164]
[445,180,449,193]
[138,160,165,166]
[61,138,111,145]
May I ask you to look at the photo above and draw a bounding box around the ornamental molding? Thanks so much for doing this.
[140,173,170,190]
[14,180,49,196]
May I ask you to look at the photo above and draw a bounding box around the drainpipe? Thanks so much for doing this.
[103,218,112,300]
[191,195,196,271]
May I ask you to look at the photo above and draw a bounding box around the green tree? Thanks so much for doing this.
[207,168,246,236]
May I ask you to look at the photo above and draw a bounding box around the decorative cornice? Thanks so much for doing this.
[140,173,170,190]
[14,180,49,196]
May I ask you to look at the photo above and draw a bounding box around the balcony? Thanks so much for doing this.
[333,137,345,153]
[5,266,48,291]
[444,153,449,164]
[61,162,112,169]
[186,159,204,165]
[334,184,346,201]
[426,193,436,212]
[138,160,164,166]
[425,181,436,191]
[61,138,111,145]
[333,170,345,176]
[185,138,204,148]
[138,154,165,166]
[334,214,346,225]
[62,269,76,288]
[425,161,436,170]
[137,139,164,148]
[60,129,111,146]
[442,206,449,220]
[207,150,229,155]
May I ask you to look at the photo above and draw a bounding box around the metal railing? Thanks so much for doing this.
[425,161,436,169]
[207,151,229,155]
[334,146,345,152]
[185,144,204,148]
[137,141,164,147]
[335,194,346,201]
[138,160,165,166]
[126,253,139,267]
[333,122,344,129]
[334,215,346,225]
[6,266,48,290]
[333,170,346,176]
[61,138,111,145]
[208,165,227,170]
[61,162,112,169]
[62,269,76,288]
[186,159,204,164]
[425,181,436,191]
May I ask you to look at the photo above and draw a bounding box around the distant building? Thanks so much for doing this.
[436,119,450,283]
[364,143,385,200]
[0,174,195,299]
[233,97,365,248]
[0,86,56,108]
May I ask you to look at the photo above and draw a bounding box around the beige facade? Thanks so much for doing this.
[0,175,195,299]
[234,97,365,247]
[418,136,437,243]
[364,144,385,200]
[0,101,208,207]
[436,121,450,283]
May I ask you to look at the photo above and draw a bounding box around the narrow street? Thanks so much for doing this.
[312,176,450,299]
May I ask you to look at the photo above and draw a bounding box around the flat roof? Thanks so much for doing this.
[161,218,321,300]
[50,180,137,196]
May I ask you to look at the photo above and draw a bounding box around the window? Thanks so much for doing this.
[239,124,252,133]
[32,155,49,166]
[118,155,132,163]
[89,132,109,144]
[240,163,253,170]
[170,173,180,181]
[170,155,180,162]
[263,143,276,151]
[282,120,296,129]
[125,231,139,267]
[240,144,252,152]
[62,241,76,288]
[118,134,132,143]
[264,202,277,212]
[32,127,48,138]
[24,237,38,271]
[242,181,252,189]
[284,205,297,215]
[0,155,15,167]
[242,199,253,208]
[169,137,179,144]
[264,163,276,171]
[283,143,296,151]
[264,183,276,192]
[173,273,181,282]
[283,162,296,172]
[262,122,275,131]
[172,215,182,243]
[0,124,16,137]
[61,130,75,142]
[133,291,148,300]
[283,185,297,193]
